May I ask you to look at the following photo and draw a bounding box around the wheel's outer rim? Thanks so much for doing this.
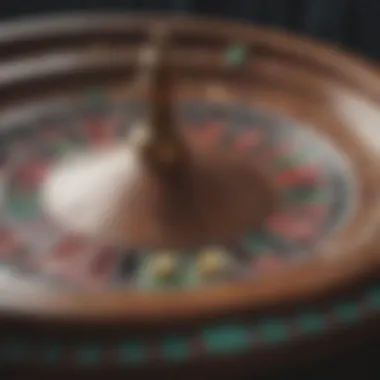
[0,13,379,325]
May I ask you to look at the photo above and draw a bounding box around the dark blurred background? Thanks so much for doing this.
[1,0,380,61]
[1,0,380,379]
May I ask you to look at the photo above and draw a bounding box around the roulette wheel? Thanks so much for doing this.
[0,12,380,378]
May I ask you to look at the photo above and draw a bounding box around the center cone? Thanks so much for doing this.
[42,28,277,250]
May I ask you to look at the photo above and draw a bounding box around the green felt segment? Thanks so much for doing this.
[242,233,273,253]
[258,320,288,343]
[135,255,153,290]
[6,342,26,360]
[274,155,302,171]
[42,343,61,364]
[77,344,101,366]
[282,188,326,203]
[182,262,199,288]
[86,87,107,109]
[6,195,40,220]
[224,44,247,67]
[41,141,74,158]
[366,287,380,310]
[334,303,359,323]
[298,313,325,333]
[203,324,250,354]
[161,336,189,361]
[119,341,146,364]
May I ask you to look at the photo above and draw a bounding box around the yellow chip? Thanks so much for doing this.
[197,249,229,278]
[151,251,177,279]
